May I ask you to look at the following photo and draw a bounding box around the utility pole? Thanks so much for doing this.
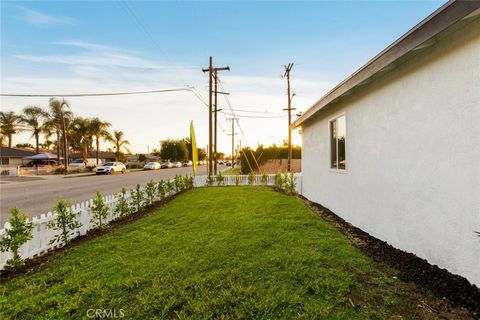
[282,63,296,172]
[61,109,68,175]
[203,57,229,175]
[227,118,238,168]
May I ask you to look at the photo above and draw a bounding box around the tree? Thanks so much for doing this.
[15,143,34,148]
[160,139,189,161]
[0,208,33,268]
[89,117,112,165]
[91,191,110,228]
[197,148,207,161]
[20,106,49,153]
[48,198,81,247]
[0,111,21,148]
[110,130,131,161]
[69,117,93,164]
[47,99,73,163]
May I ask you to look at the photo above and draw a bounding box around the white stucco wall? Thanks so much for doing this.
[301,18,480,286]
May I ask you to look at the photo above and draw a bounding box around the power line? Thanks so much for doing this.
[0,88,191,97]
[221,112,286,119]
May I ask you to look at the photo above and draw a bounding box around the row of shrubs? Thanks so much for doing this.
[0,174,193,269]
[205,171,297,195]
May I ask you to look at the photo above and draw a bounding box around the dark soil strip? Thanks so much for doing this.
[0,191,186,283]
[299,195,480,316]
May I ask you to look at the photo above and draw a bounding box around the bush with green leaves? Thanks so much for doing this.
[0,208,34,268]
[166,180,174,195]
[274,172,285,190]
[248,171,255,185]
[261,172,268,185]
[145,180,157,206]
[234,175,241,186]
[114,187,131,218]
[206,175,214,186]
[91,191,110,228]
[284,172,297,195]
[157,180,168,200]
[130,184,146,213]
[217,171,225,186]
[48,198,81,247]
[185,175,194,189]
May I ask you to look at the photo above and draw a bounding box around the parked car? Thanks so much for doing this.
[173,161,183,168]
[182,161,193,167]
[161,161,173,169]
[70,158,102,168]
[144,162,161,170]
[96,162,126,175]
[225,161,232,166]
[218,160,225,165]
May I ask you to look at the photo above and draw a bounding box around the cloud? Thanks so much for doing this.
[19,8,76,26]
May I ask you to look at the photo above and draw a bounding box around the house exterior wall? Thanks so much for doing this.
[0,157,25,167]
[301,19,480,285]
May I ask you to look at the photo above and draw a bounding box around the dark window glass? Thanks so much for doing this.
[330,119,337,168]
[330,115,346,170]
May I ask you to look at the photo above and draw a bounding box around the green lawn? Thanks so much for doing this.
[1,187,408,319]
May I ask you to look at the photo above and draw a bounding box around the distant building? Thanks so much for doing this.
[0,147,36,166]
[292,2,480,286]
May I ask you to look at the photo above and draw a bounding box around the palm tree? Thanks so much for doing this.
[20,106,49,153]
[47,99,73,163]
[89,117,112,165]
[0,111,21,148]
[110,130,131,161]
[69,117,94,164]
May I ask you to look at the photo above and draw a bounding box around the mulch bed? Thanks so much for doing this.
[0,191,186,283]
[300,195,480,316]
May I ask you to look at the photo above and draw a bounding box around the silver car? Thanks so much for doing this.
[96,162,127,175]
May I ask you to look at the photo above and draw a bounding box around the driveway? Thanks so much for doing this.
[0,166,211,225]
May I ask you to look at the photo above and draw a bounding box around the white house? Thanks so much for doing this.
[292,1,480,286]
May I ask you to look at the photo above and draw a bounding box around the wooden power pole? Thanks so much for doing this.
[282,63,295,172]
[203,57,229,175]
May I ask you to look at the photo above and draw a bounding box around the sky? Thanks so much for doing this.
[1,0,445,154]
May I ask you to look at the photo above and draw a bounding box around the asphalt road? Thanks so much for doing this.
[0,166,210,225]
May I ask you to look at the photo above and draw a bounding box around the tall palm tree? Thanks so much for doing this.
[69,117,94,164]
[47,99,73,163]
[0,111,21,148]
[110,130,131,161]
[20,106,49,153]
[89,117,112,165]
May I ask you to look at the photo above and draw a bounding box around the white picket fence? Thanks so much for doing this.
[0,173,302,270]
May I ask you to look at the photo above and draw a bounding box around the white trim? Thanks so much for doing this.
[328,112,347,173]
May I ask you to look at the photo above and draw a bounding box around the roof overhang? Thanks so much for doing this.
[291,1,480,129]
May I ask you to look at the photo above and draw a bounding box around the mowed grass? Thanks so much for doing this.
[1,187,403,319]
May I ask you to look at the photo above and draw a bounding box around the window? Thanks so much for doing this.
[330,114,346,170]
[1,158,9,165]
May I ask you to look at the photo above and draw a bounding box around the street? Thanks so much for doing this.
[0,166,210,225]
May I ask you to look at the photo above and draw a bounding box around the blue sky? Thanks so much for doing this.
[1,1,445,153]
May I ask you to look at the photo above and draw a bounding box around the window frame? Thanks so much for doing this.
[328,113,347,173]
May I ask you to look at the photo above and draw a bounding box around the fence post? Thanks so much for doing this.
[79,203,89,236]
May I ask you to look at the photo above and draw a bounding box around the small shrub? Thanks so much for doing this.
[248,171,255,185]
[114,187,130,217]
[54,167,66,174]
[145,180,157,205]
[130,184,146,213]
[166,180,174,195]
[261,172,268,185]
[234,175,241,186]
[217,171,225,186]
[206,175,214,186]
[285,172,297,195]
[185,175,194,189]
[157,180,167,200]
[48,198,81,247]
[0,208,34,268]
[91,191,110,228]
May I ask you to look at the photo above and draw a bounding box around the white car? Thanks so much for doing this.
[70,158,102,168]
[173,161,183,168]
[96,162,126,175]
[144,162,161,170]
